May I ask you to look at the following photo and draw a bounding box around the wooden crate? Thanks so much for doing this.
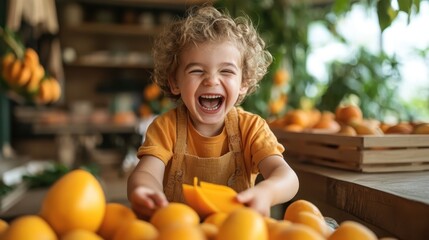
[272,129,429,172]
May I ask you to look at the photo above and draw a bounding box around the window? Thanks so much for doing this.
[308,2,429,121]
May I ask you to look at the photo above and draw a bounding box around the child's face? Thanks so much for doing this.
[170,41,248,134]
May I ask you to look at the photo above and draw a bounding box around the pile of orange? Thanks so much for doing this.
[1,48,61,104]
[269,104,429,136]
[0,169,395,240]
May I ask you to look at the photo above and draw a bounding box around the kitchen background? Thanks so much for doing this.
[1,0,428,215]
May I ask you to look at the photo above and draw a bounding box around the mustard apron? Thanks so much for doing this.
[164,104,251,203]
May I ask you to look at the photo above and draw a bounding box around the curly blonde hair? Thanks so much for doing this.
[152,5,272,104]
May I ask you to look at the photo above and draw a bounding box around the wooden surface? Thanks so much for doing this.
[290,161,429,240]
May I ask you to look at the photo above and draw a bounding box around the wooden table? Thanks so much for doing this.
[290,161,429,240]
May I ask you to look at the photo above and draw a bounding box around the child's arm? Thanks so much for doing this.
[127,155,169,220]
[236,155,299,216]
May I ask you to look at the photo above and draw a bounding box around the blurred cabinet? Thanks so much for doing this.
[10,0,212,163]
[56,0,210,107]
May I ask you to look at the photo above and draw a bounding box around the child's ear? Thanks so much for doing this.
[239,84,248,95]
[168,76,180,95]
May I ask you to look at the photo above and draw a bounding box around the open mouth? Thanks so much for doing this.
[198,94,224,111]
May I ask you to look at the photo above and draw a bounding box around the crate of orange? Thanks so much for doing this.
[270,105,429,173]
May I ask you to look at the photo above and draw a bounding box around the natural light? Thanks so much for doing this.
[307,2,429,103]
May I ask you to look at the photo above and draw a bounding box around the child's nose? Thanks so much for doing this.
[203,74,220,86]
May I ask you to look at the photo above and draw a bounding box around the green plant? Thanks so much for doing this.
[0,181,14,198]
[332,0,423,32]
[316,48,406,121]
[215,1,321,118]
[22,163,70,189]
[216,0,426,121]
[316,0,427,120]
[21,163,100,189]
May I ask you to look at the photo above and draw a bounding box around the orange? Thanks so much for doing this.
[273,68,289,86]
[199,222,219,240]
[112,111,137,125]
[283,123,304,132]
[337,125,357,136]
[49,78,62,103]
[61,229,103,240]
[269,94,287,115]
[379,122,392,133]
[312,116,341,133]
[272,223,325,240]
[16,63,31,86]
[349,121,384,135]
[24,48,40,68]
[97,202,137,240]
[37,78,53,104]
[199,180,244,214]
[216,207,268,240]
[295,211,330,237]
[1,215,57,240]
[183,177,244,218]
[183,178,218,218]
[144,83,161,100]
[139,104,153,118]
[182,181,199,206]
[412,122,429,134]
[268,117,287,129]
[157,224,206,240]
[327,220,377,240]
[26,63,45,92]
[307,109,322,128]
[112,219,158,240]
[0,218,9,238]
[283,199,324,223]
[266,219,293,240]
[286,109,311,128]
[39,169,106,236]
[335,105,363,124]
[1,53,15,82]
[385,123,413,134]
[204,212,228,228]
[150,202,200,231]
[8,60,23,84]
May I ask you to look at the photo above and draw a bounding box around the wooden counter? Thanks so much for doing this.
[290,161,429,240]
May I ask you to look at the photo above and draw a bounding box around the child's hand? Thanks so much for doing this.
[236,187,271,217]
[130,186,169,220]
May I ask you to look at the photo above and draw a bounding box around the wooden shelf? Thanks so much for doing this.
[66,23,162,36]
[70,0,215,8]
[65,60,153,69]
[33,122,137,135]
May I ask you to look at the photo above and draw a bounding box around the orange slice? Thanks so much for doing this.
[199,182,243,213]
[182,177,244,218]
[183,177,218,218]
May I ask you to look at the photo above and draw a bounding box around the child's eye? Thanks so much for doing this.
[189,69,204,74]
[221,69,235,75]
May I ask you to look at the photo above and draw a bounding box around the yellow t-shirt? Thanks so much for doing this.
[137,107,285,174]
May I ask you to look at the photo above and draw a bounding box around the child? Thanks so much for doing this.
[127,5,299,219]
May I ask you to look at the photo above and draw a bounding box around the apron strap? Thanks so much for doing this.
[225,107,250,188]
[174,104,188,156]
[164,104,188,199]
[225,107,242,153]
